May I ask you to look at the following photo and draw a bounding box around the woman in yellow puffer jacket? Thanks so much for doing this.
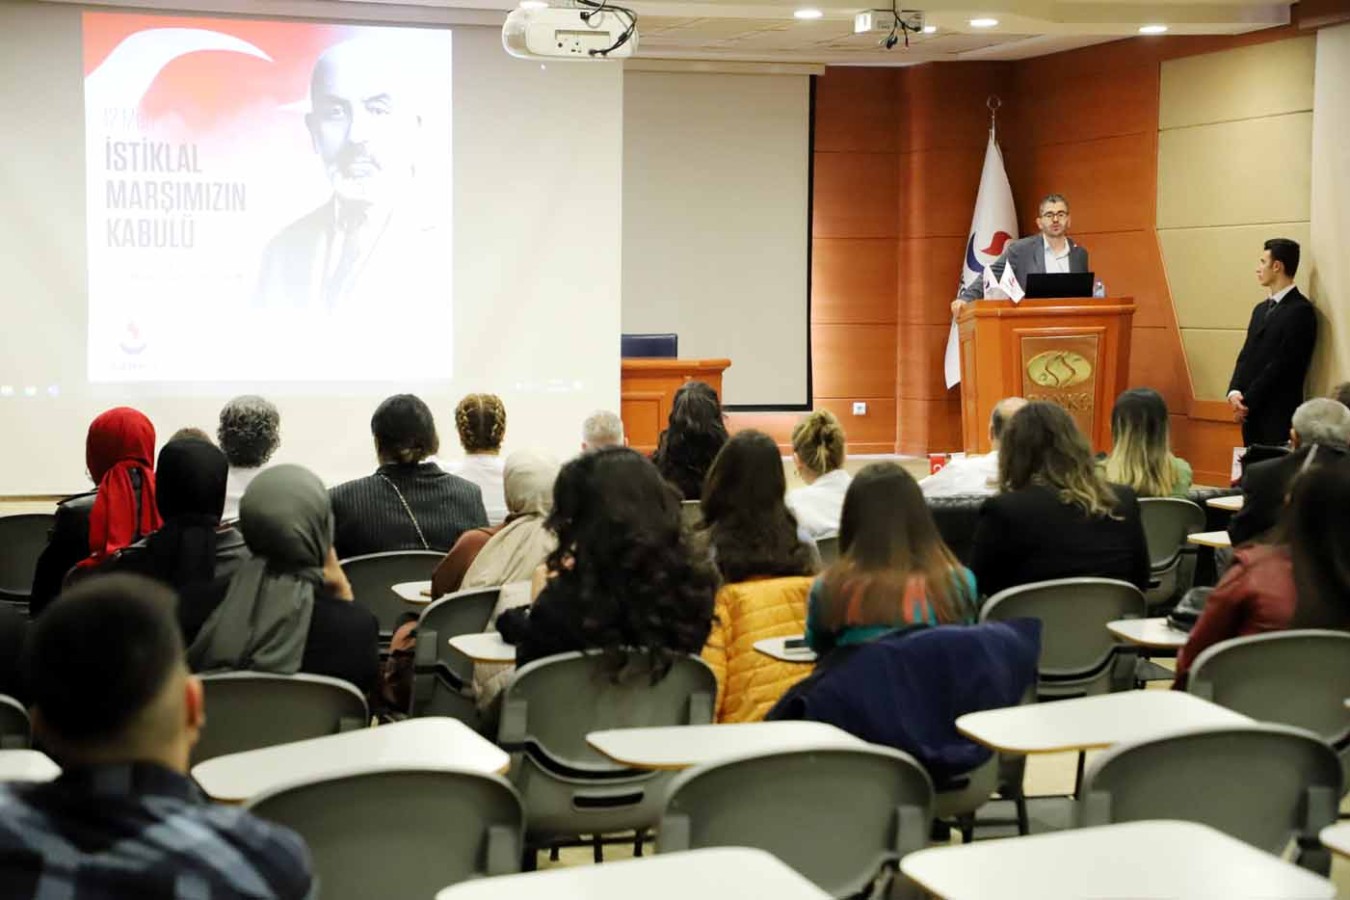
[699,430,821,722]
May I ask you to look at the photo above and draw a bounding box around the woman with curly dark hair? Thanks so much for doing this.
[652,380,729,501]
[496,447,717,674]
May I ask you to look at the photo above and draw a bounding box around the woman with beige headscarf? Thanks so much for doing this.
[430,449,559,597]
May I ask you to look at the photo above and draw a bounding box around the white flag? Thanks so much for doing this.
[944,130,1019,388]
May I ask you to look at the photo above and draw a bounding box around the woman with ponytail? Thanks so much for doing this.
[786,410,851,540]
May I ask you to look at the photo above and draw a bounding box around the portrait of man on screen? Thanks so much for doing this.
[253,38,450,312]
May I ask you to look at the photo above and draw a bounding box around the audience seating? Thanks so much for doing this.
[657,745,933,898]
[248,768,524,899]
[1138,498,1206,612]
[340,550,445,638]
[0,695,30,750]
[0,512,54,607]
[1076,723,1342,874]
[929,487,1239,572]
[1188,630,1350,787]
[192,672,369,765]
[980,578,1145,699]
[497,651,717,862]
[411,586,502,724]
[816,536,840,566]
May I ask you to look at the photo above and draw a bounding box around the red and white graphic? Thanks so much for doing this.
[83,12,453,383]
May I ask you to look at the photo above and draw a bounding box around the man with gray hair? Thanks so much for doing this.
[581,410,625,452]
[217,395,282,520]
[1229,396,1350,545]
[920,396,1027,497]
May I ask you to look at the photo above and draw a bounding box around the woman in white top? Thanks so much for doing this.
[785,410,851,540]
[445,393,509,524]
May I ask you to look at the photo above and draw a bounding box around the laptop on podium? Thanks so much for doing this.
[1024,272,1095,299]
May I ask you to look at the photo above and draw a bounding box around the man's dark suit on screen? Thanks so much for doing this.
[1228,288,1317,447]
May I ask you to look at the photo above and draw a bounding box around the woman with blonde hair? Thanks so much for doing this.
[786,409,851,540]
[1102,388,1193,498]
[446,393,509,524]
[971,402,1149,597]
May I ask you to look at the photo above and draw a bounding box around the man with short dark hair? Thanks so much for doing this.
[0,574,313,898]
[1227,238,1317,447]
[952,194,1091,310]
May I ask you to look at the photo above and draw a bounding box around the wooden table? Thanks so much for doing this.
[1206,495,1244,511]
[1187,530,1232,549]
[956,690,1251,755]
[1320,822,1350,859]
[0,750,59,782]
[393,581,433,604]
[753,635,817,664]
[588,721,865,770]
[448,632,516,663]
[435,847,829,899]
[192,717,509,803]
[1106,617,1189,650]
[900,819,1335,899]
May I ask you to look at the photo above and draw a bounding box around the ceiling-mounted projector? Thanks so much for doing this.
[503,6,638,60]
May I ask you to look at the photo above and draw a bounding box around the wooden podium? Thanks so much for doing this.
[620,358,731,454]
[957,298,1135,454]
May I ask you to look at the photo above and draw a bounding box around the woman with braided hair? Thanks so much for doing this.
[445,393,509,524]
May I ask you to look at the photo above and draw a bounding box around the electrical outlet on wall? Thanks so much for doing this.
[852,401,868,416]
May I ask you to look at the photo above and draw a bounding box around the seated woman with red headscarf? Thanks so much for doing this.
[29,408,160,617]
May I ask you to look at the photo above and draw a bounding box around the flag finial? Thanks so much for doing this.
[987,94,1003,139]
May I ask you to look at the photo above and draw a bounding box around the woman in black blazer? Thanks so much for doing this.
[971,402,1150,600]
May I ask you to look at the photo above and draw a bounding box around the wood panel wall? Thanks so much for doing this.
[753,26,1307,484]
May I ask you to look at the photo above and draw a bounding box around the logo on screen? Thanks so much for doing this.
[119,322,147,356]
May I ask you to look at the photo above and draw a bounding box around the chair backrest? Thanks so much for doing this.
[1138,498,1206,570]
[340,550,444,635]
[416,586,501,674]
[1188,630,1350,746]
[248,768,523,900]
[1077,723,1342,863]
[0,513,55,601]
[659,745,933,897]
[980,578,1145,694]
[499,652,717,771]
[192,672,369,765]
[816,536,840,566]
[0,695,31,750]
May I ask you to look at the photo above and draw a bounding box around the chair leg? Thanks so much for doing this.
[958,814,975,844]
[592,834,604,864]
[634,832,644,857]
[1074,751,1086,796]
[1015,794,1030,836]
[548,846,560,862]
[522,846,539,872]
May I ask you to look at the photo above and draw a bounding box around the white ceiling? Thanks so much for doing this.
[63,0,1295,64]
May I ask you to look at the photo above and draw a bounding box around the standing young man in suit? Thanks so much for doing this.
[951,194,1090,312]
[1227,238,1318,447]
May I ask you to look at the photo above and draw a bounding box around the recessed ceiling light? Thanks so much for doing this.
[1138,23,1168,34]
[969,17,999,28]
[794,8,824,19]
[923,24,937,34]
[519,0,547,8]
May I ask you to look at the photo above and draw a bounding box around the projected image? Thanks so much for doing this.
[83,13,453,383]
